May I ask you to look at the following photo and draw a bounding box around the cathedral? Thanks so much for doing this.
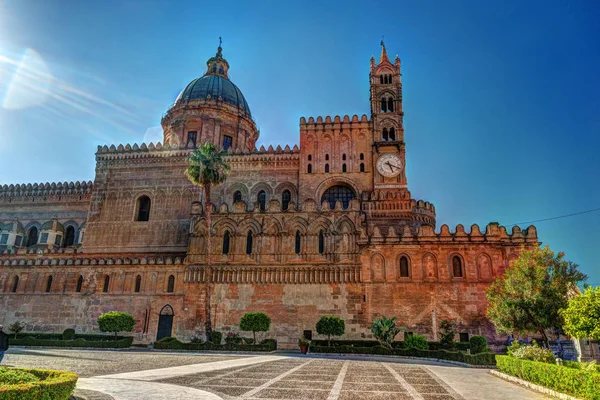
[0,42,538,347]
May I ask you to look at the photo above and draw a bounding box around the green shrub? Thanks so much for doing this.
[153,338,277,352]
[239,312,271,344]
[0,369,39,385]
[438,320,456,349]
[97,311,135,339]
[564,360,600,373]
[9,335,133,349]
[211,331,222,345]
[242,337,254,345]
[469,336,488,354]
[0,367,78,400]
[404,334,428,350]
[7,322,24,339]
[510,343,555,364]
[224,332,243,345]
[369,316,406,350]
[156,337,177,343]
[497,355,600,400]
[190,336,204,344]
[316,315,345,346]
[62,329,75,340]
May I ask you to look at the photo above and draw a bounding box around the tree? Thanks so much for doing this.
[438,320,456,349]
[369,316,406,350]
[486,245,587,348]
[316,315,345,346]
[97,311,135,339]
[8,321,24,339]
[560,286,600,340]
[185,141,230,341]
[239,312,271,344]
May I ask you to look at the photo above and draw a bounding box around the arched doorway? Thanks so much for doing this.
[156,305,174,340]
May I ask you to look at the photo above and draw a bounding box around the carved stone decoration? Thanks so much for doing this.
[423,253,437,280]
[477,253,493,281]
[370,253,386,282]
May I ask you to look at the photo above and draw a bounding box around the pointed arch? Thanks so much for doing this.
[167,275,175,293]
[135,275,142,292]
[370,253,386,282]
[222,230,231,254]
[422,253,438,280]
[246,231,253,255]
[76,275,83,293]
[11,275,19,293]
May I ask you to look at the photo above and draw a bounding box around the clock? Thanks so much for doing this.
[376,153,403,178]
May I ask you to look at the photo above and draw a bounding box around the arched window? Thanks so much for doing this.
[282,190,291,211]
[389,75,393,84]
[26,227,38,247]
[295,231,301,254]
[399,256,409,277]
[307,164,312,173]
[11,276,19,293]
[342,163,347,172]
[381,98,387,112]
[233,191,242,204]
[211,65,217,73]
[389,127,396,141]
[222,231,230,254]
[325,164,330,173]
[167,275,175,293]
[135,275,141,293]
[360,153,364,160]
[308,154,312,161]
[388,98,394,112]
[380,75,384,84]
[360,163,365,172]
[342,154,346,161]
[246,231,253,255]
[63,226,75,247]
[76,275,83,293]
[103,275,110,293]
[325,154,329,161]
[318,230,325,255]
[136,196,151,221]
[45,275,53,293]
[452,256,463,277]
[382,128,389,141]
[321,185,356,210]
[257,190,266,212]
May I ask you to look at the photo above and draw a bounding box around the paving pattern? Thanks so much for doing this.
[158,359,465,400]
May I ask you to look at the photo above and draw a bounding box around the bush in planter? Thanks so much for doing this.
[211,331,222,345]
[62,328,75,340]
[469,336,488,354]
[242,337,254,345]
[239,312,271,344]
[404,334,428,350]
[224,332,243,345]
[438,320,456,349]
[0,367,78,400]
[8,321,25,339]
[316,315,345,346]
[508,340,555,363]
[97,311,135,339]
[369,316,406,350]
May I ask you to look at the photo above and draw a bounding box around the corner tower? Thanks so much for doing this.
[161,40,259,152]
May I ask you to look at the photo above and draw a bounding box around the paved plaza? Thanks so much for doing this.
[2,348,551,400]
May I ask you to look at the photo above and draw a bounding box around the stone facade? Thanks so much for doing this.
[0,42,538,348]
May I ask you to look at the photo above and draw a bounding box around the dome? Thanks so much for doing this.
[176,75,251,116]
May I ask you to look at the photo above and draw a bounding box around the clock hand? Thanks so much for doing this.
[385,161,395,172]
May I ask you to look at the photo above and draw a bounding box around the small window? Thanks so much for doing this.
[399,256,409,277]
[307,164,312,173]
[325,154,329,161]
[295,231,301,255]
[389,127,396,141]
[342,163,347,172]
[459,332,469,343]
[325,164,330,173]
[388,98,394,112]
[389,75,393,84]
[321,185,356,210]
[76,275,83,293]
[0,234,8,245]
[45,275,53,293]
[135,275,142,293]
[233,190,242,204]
[318,230,325,255]
[11,276,19,293]
[381,98,387,112]
[136,196,151,221]
[360,153,364,160]
[15,236,22,247]
[187,131,197,148]
[222,135,233,150]
[103,275,110,293]
[167,275,175,293]
[308,154,312,161]
[64,226,75,247]
[54,235,62,246]
[379,75,384,84]
[27,227,38,246]
[40,233,49,244]
[246,231,253,255]
[257,190,266,212]
[281,190,291,211]
[383,128,388,141]
[360,163,365,172]
[342,154,346,161]
[453,256,463,277]
[222,231,230,255]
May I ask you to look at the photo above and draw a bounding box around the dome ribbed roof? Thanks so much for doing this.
[176,75,251,116]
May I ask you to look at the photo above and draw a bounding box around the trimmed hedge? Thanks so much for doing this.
[309,340,471,351]
[0,367,78,400]
[9,334,133,349]
[496,355,600,400]
[309,345,496,365]
[154,338,277,352]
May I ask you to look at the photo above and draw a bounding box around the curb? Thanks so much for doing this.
[489,370,582,400]
[304,352,496,368]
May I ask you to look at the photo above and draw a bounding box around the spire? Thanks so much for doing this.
[379,37,390,64]
[205,37,230,78]
[216,36,223,58]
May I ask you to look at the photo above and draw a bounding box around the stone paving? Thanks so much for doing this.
[3,348,551,400]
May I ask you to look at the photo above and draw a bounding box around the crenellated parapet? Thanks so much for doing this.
[362,222,538,245]
[300,114,370,128]
[0,181,93,198]
[0,252,185,266]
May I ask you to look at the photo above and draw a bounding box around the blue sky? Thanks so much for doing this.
[0,0,598,284]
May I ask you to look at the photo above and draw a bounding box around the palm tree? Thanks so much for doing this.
[185,141,230,341]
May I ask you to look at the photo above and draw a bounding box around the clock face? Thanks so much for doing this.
[376,153,403,178]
